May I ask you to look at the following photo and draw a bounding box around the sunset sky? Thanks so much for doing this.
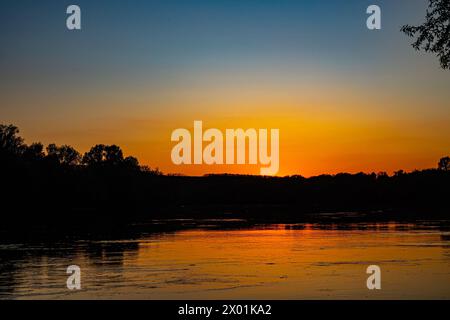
[1,0,449,176]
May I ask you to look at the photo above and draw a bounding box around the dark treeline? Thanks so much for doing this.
[1,124,449,227]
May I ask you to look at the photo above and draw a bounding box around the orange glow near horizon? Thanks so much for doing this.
[4,61,450,177]
[13,103,449,177]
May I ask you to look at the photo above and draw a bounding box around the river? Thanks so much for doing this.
[1,219,449,299]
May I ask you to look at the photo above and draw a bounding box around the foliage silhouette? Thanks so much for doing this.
[23,143,45,162]
[83,144,125,166]
[438,156,450,171]
[0,124,24,156]
[47,144,81,166]
[1,123,449,228]
[401,0,450,69]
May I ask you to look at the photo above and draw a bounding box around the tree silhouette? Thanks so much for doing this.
[2,122,450,225]
[47,144,81,166]
[82,144,124,166]
[104,145,124,164]
[0,124,24,155]
[123,156,139,168]
[438,156,450,171]
[23,143,45,161]
[401,0,450,69]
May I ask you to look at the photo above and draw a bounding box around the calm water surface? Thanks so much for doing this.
[1,220,449,299]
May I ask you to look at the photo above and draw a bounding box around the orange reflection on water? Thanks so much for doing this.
[125,223,450,299]
[3,222,449,300]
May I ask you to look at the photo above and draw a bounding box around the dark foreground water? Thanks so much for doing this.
[0,219,449,299]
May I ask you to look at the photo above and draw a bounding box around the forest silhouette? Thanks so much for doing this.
[1,124,449,230]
